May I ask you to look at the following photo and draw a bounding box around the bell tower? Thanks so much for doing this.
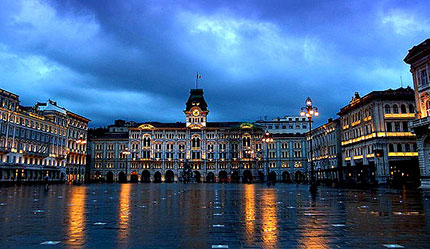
[184,89,209,129]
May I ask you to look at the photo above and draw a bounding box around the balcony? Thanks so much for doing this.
[0,147,11,154]
[23,151,49,157]
[412,116,430,128]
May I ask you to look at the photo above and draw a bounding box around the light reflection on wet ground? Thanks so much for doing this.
[0,183,429,248]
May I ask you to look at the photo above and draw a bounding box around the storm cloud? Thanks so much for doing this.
[0,0,428,127]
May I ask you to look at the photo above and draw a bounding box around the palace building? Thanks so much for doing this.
[404,38,430,188]
[0,88,90,183]
[308,118,342,184]
[338,88,419,185]
[89,88,308,183]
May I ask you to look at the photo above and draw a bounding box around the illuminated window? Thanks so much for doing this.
[294,161,302,168]
[421,69,428,85]
[426,101,430,116]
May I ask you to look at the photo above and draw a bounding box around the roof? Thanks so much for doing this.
[404,39,430,64]
[207,122,242,128]
[36,100,67,114]
[130,121,261,129]
[272,133,306,138]
[0,88,19,101]
[91,133,129,140]
[338,87,414,115]
[185,89,208,111]
[67,111,91,122]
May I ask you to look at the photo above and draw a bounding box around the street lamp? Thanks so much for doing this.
[75,135,87,183]
[121,148,131,183]
[262,132,274,183]
[244,147,254,158]
[300,97,319,193]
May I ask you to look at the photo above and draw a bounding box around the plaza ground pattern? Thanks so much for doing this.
[0,183,429,248]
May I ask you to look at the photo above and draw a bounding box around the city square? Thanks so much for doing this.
[1,183,429,249]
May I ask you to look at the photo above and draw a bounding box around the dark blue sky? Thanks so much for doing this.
[0,0,428,127]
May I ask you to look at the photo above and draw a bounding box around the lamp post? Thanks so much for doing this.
[121,148,131,183]
[300,97,319,193]
[75,135,87,183]
[244,147,254,182]
[262,132,274,183]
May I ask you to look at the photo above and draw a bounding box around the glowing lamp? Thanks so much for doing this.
[306,97,313,107]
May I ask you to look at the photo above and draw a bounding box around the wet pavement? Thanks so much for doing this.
[0,183,430,249]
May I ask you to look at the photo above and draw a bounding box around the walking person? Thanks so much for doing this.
[44,175,49,191]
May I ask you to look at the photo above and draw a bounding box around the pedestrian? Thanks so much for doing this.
[44,175,49,191]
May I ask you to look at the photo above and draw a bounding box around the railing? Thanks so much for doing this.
[23,151,49,157]
[412,116,430,127]
[0,147,11,153]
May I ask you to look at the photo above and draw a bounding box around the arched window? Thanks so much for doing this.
[405,144,411,152]
[409,104,415,113]
[143,136,151,147]
[384,105,391,114]
[392,104,399,114]
[388,144,394,152]
[397,144,402,152]
[192,136,200,149]
[400,104,407,114]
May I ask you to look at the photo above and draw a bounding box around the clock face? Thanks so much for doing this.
[193,109,200,116]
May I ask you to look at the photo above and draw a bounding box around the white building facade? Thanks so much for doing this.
[0,88,89,183]
[309,118,343,184]
[338,88,419,185]
[404,38,430,187]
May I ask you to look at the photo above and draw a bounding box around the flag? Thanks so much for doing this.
[196,72,202,79]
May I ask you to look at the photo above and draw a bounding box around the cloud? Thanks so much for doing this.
[382,11,430,35]
[0,0,428,127]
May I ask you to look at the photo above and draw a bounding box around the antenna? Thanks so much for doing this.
[400,76,403,88]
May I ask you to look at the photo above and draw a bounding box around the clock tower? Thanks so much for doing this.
[184,88,209,128]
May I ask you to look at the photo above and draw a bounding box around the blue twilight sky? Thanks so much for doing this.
[0,0,429,127]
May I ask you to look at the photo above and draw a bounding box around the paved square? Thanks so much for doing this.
[0,183,429,248]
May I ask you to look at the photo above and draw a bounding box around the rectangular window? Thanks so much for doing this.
[402,121,409,132]
[386,122,392,132]
[422,69,428,85]
[394,122,400,132]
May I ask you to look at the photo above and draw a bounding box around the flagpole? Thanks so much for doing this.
[196,72,198,89]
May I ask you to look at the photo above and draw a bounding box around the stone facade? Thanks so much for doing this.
[308,118,343,184]
[89,89,308,183]
[338,88,419,185]
[404,38,430,187]
[0,88,89,183]
[255,116,309,134]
